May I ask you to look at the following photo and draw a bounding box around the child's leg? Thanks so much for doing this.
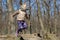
[17,20,23,35]
[23,21,27,34]
[16,30,18,37]
[17,20,27,34]
[16,29,22,37]
[22,29,27,34]
[18,29,22,33]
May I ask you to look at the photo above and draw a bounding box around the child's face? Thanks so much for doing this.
[24,4,26,8]
[21,3,26,10]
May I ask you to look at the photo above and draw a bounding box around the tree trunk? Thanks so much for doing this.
[36,0,45,37]
[7,0,13,34]
[29,0,32,34]
[0,0,2,35]
[54,0,57,34]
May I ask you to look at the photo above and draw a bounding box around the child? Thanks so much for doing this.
[12,3,29,36]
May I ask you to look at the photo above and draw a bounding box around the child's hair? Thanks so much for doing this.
[19,0,26,5]
[19,0,22,5]
[20,3,27,10]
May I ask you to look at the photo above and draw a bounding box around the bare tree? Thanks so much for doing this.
[0,0,2,35]
[29,0,32,34]
[36,0,45,37]
[7,0,13,34]
[54,0,57,34]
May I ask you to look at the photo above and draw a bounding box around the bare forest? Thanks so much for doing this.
[0,0,60,40]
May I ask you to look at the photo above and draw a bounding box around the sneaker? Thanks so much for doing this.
[15,31,18,37]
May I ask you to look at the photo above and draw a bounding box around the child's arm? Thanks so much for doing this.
[12,10,19,17]
[25,13,30,20]
[25,9,30,19]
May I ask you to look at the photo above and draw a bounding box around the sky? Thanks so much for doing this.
[1,0,60,16]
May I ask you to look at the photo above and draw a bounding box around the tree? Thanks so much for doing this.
[0,0,2,35]
[54,0,57,34]
[7,0,13,34]
[36,0,45,37]
[29,0,32,34]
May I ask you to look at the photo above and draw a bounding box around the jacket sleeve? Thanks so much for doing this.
[12,10,19,17]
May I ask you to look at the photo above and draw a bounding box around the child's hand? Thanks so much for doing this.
[25,14,30,20]
[10,14,14,22]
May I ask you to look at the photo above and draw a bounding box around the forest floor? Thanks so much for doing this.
[0,33,59,40]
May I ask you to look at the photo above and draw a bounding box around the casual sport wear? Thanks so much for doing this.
[16,9,27,36]
[17,9,26,20]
